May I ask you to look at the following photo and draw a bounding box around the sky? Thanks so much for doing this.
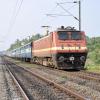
[0,0,100,51]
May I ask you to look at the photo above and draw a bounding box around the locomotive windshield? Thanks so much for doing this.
[58,31,82,40]
[58,31,69,40]
[71,32,82,40]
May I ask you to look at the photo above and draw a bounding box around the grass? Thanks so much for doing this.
[85,58,100,73]
[6,57,37,68]
[86,66,100,73]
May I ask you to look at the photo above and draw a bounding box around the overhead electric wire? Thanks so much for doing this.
[46,1,78,18]
[57,2,77,4]
[58,0,83,4]
[67,3,78,11]
[56,3,79,21]
[13,0,24,23]
[46,13,71,17]
[8,0,24,34]
[8,0,19,33]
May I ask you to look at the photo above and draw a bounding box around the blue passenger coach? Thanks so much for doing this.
[20,42,32,61]
[10,42,32,61]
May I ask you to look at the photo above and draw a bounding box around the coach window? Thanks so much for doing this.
[58,31,69,40]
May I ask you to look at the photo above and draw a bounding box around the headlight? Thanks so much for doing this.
[58,56,65,62]
[69,56,75,61]
[80,56,85,61]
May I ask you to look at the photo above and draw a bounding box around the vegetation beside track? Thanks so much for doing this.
[8,34,42,50]
[86,37,100,72]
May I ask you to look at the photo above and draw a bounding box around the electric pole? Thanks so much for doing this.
[79,0,81,31]
[46,0,82,31]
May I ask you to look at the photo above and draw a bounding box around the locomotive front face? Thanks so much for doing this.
[53,29,88,70]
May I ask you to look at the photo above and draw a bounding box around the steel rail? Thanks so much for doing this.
[36,64,100,82]
[75,73,100,81]
[5,64,29,100]
[9,62,87,100]
[81,71,100,78]
[49,66,100,82]
[86,71,100,76]
[58,69,100,82]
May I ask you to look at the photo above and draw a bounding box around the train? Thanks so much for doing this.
[7,26,88,70]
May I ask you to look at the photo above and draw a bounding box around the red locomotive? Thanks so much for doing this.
[32,26,88,70]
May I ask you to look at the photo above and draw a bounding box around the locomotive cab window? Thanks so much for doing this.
[58,31,69,40]
[71,32,82,40]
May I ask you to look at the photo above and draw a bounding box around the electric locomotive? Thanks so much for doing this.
[32,26,88,70]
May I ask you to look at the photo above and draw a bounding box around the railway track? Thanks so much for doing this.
[1,58,29,100]
[2,58,87,100]
[0,58,28,100]
[80,71,100,80]
[3,57,100,100]
[42,65,100,82]
[5,66,29,100]
[53,69,100,82]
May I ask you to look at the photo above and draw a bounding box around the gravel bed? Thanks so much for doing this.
[28,67,100,91]
[19,65,100,100]
[5,57,100,100]
[0,57,23,100]
[0,65,8,100]
[8,64,77,100]
[81,71,100,79]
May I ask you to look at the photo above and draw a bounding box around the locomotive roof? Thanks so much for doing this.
[56,29,80,32]
[56,26,80,32]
